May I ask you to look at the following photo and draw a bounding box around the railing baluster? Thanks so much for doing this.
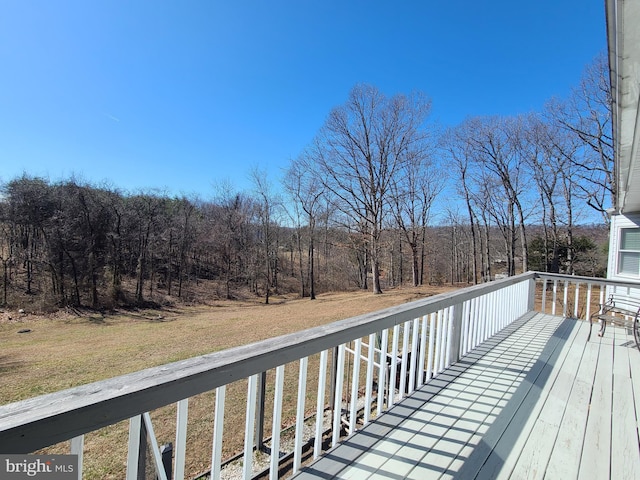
[552,280,558,315]
[436,309,447,373]
[364,333,375,425]
[504,288,510,335]
[270,365,285,478]
[501,285,507,326]
[492,290,499,333]
[314,351,327,460]
[389,325,400,406]
[408,318,419,393]
[586,283,593,320]
[509,284,516,322]
[480,294,487,343]
[418,316,428,386]
[490,292,496,340]
[332,344,345,448]
[293,357,308,474]
[242,375,258,480]
[502,287,508,326]
[574,283,580,318]
[541,278,547,313]
[509,284,515,321]
[211,386,226,480]
[458,301,467,357]
[143,413,168,480]
[465,299,473,354]
[126,415,142,480]
[399,322,410,399]
[484,293,491,342]
[492,290,499,335]
[478,295,486,343]
[348,340,361,433]
[175,399,188,480]
[563,281,569,318]
[472,297,479,347]
[463,299,470,353]
[472,296,479,346]
[70,435,84,480]
[495,289,501,333]
[433,310,442,375]
[377,328,388,415]
[426,312,436,380]
[444,307,453,369]
[442,308,450,371]
[467,298,476,351]
[477,294,484,345]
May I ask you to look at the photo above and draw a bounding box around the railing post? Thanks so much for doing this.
[242,375,258,480]
[255,371,267,452]
[70,436,84,480]
[174,400,187,480]
[160,443,173,480]
[447,303,464,366]
[528,276,536,312]
[330,347,338,417]
[137,419,148,480]
[314,351,328,460]
[211,386,226,480]
[126,415,147,480]
[331,345,346,448]
[270,365,285,479]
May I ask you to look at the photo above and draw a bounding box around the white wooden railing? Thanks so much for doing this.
[1,272,638,479]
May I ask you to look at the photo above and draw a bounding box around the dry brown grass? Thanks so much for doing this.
[0,284,456,479]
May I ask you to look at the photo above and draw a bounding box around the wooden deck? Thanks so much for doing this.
[293,312,640,479]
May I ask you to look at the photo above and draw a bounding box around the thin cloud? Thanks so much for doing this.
[103,113,120,122]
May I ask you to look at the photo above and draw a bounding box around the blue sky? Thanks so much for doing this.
[0,1,606,197]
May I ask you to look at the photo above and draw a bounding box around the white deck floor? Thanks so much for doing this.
[293,312,640,479]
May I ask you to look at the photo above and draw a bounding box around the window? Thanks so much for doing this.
[618,228,640,276]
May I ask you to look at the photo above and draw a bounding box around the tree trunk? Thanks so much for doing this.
[371,230,382,294]
[167,229,173,296]
[309,231,316,300]
[2,258,8,305]
[411,243,420,287]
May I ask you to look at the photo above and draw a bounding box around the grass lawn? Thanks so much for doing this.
[0,284,455,478]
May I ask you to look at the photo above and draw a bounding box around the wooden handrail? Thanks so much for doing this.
[6,271,634,479]
[0,272,537,453]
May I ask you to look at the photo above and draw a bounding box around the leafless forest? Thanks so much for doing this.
[0,55,612,310]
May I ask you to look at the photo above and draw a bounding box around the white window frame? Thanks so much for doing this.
[617,227,640,278]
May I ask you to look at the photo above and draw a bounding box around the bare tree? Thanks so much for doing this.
[211,183,252,299]
[546,52,614,217]
[251,168,281,304]
[310,84,432,293]
[130,192,164,304]
[389,148,442,286]
[442,125,482,283]
[284,154,325,299]
[0,217,12,306]
[464,116,532,275]
[522,115,563,272]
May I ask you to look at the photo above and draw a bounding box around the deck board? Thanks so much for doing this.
[292,312,640,479]
[544,321,596,479]
[611,325,640,480]
[580,324,614,480]
[503,316,584,480]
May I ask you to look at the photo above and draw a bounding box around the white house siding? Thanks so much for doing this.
[606,214,640,306]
